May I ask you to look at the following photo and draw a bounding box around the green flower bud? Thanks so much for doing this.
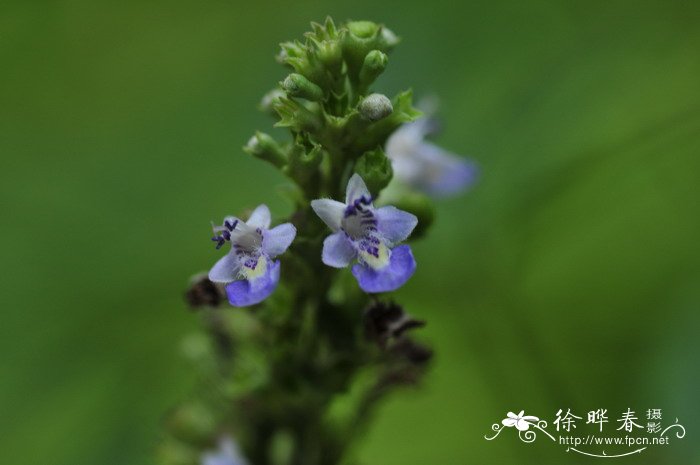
[317,39,343,73]
[359,50,388,89]
[359,93,393,121]
[352,90,422,153]
[347,20,380,39]
[354,147,393,196]
[244,131,286,168]
[282,73,324,102]
[342,21,381,81]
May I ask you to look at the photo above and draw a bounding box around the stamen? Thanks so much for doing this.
[224,219,238,231]
[211,236,226,249]
[211,218,239,249]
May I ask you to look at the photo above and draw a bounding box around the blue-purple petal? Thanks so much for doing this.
[322,231,357,268]
[225,260,280,307]
[375,206,417,246]
[351,245,416,293]
[416,143,478,197]
[262,223,296,258]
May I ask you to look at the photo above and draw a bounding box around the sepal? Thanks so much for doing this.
[354,147,393,196]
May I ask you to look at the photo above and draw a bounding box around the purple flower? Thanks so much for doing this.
[202,437,247,465]
[311,174,418,293]
[385,116,477,197]
[208,204,296,307]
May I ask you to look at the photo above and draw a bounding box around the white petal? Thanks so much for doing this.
[208,252,241,283]
[345,173,371,204]
[246,204,271,229]
[311,199,345,231]
[507,412,518,419]
[502,418,517,427]
[516,419,531,431]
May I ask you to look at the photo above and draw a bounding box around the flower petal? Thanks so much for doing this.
[413,142,478,197]
[502,418,517,427]
[516,419,531,431]
[208,252,241,283]
[225,260,280,307]
[351,244,416,293]
[322,231,357,268]
[522,415,539,422]
[262,223,296,258]
[345,173,371,204]
[311,199,345,231]
[246,204,271,229]
[507,412,519,419]
[375,206,418,246]
[385,119,432,157]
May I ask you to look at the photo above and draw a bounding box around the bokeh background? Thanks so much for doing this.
[2,1,700,464]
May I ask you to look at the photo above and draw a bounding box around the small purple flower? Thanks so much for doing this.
[208,204,296,307]
[311,174,418,293]
[385,116,478,197]
[202,436,248,465]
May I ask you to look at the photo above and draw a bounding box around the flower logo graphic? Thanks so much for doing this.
[502,411,540,431]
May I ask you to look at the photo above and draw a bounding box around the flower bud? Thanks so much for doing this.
[354,147,393,196]
[359,93,393,121]
[359,50,388,89]
[317,39,343,73]
[282,73,324,102]
[244,131,286,168]
[347,20,380,39]
[342,21,381,80]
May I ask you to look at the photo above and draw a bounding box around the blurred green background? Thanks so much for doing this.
[2,0,699,464]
